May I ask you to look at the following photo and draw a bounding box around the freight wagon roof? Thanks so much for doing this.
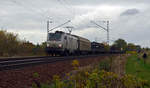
[55,31,90,42]
[72,35,90,42]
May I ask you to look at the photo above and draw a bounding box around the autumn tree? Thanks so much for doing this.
[33,42,47,55]
[0,30,19,56]
[19,41,36,55]
[112,38,127,51]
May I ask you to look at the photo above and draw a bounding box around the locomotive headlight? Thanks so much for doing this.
[58,44,62,48]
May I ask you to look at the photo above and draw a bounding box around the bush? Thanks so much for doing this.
[33,60,149,88]
[99,60,111,71]
[44,70,148,88]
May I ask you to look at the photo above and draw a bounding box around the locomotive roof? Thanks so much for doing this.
[54,31,90,41]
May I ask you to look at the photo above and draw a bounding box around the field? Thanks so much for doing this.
[126,53,150,84]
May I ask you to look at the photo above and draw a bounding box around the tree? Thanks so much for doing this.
[127,43,136,51]
[32,42,47,55]
[0,30,7,56]
[19,41,36,55]
[0,30,19,56]
[135,45,141,52]
[40,42,47,49]
[112,38,127,51]
[0,30,46,57]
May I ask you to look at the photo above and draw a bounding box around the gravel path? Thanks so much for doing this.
[0,56,107,88]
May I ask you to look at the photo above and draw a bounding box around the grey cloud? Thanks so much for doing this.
[120,9,140,16]
[0,0,150,47]
[111,8,150,47]
[63,0,150,6]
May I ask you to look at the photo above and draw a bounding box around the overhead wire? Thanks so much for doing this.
[63,0,87,30]
[56,0,84,30]
[56,0,113,43]
[10,0,90,33]
[57,0,75,16]
[10,0,49,18]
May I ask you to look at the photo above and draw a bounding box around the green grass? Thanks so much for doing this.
[126,54,150,84]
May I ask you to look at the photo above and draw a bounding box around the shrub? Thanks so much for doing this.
[33,72,39,78]
[71,60,79,70]
[99,59,111,71]
[32,60,149,88]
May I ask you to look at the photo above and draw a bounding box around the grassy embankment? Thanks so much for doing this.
[32,55,149,88]
[126,53,150,84]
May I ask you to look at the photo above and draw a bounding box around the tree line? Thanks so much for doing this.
[110,39,142,53]
[0,30,148,57]
[0,30,46,57]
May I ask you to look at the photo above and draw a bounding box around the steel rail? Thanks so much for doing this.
[0,54,112,71]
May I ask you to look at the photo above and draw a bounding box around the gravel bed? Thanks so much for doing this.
[0,56,107,88]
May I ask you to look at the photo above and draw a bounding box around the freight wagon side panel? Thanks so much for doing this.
[67,35,78,53]
[78,37,91,52]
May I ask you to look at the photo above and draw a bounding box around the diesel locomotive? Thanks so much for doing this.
[45,31,91,55]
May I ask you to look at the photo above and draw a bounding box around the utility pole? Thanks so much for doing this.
[107,21,109,44]
[90,20,110,45]
[47,20,53,41]
[47,20,49,41]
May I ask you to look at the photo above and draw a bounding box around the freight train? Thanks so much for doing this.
[45,31,91,56]
[45,31,123,56]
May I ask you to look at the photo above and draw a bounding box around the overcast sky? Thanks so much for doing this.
[0,0,150,47]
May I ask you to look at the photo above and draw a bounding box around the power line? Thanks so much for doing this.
[48,20,71,32]
[56,0,82,30]
[91,20,110,45]
[10,0,49,18]
[47,20,71,41]
[64,26,74,34]
[63,0,76,15]
[57,0,74,16]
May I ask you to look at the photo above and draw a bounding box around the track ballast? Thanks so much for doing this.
[0,54,112,71]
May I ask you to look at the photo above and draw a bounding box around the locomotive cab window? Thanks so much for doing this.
[48,33,62,41]
[64,36,67,40]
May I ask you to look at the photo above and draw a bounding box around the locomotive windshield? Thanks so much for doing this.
[48,33,62,41]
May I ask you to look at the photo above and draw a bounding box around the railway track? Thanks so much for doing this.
[0,54,108,71]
